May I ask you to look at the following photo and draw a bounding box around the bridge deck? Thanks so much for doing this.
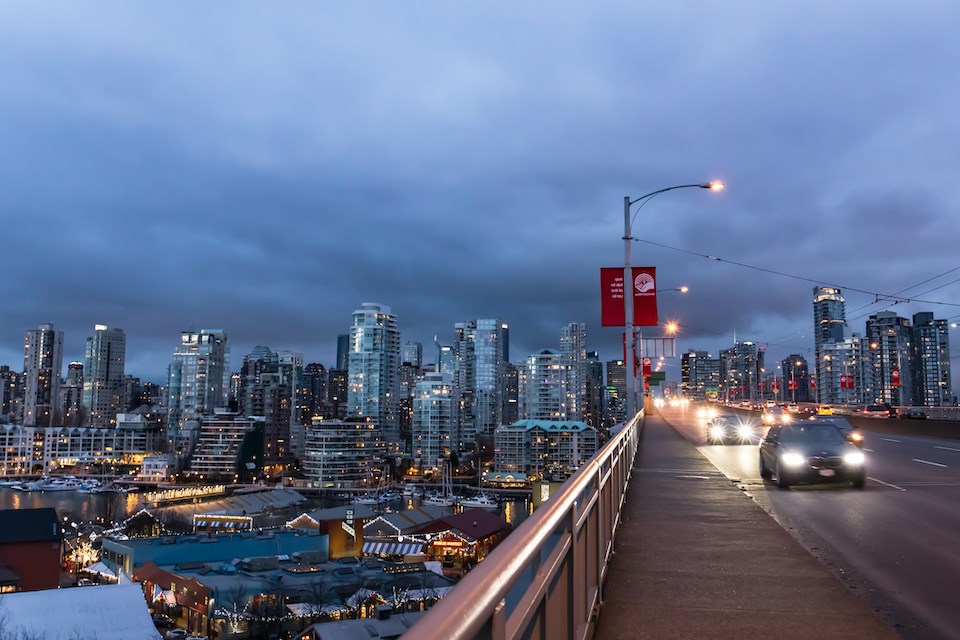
[595,410,899,640]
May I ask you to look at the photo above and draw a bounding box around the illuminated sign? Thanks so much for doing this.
[432,539,465,549]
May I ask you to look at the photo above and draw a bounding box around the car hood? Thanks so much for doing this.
[781,441,858,457]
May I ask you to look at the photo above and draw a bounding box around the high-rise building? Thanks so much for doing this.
[911,312,951,407]
[780,355,810,404]
[239,346,295,471]
[347,303,401,452]
[302,419,386,489]
[813,287,847,403]
[0,366,23,424]
[336,334,350,371]
[454,319,509,449]
[818,333,868,406]
[583,352,604,430]
[720,342,764,403]
[23,323,63,427]
[60,362,83,427]
[412,372,454,470]
[165,329,229,439]
[403,341,423,367]
[605,359,626,426]
[559,323,587,420]
[82,324,126,428]
[520,349,568,421]
[302,363,328,421]
[680,351,720,401]
[865,311,913,406]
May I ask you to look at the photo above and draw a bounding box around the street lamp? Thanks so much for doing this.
[623,182,723,419]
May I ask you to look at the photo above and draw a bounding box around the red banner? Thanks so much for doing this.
[600,267,659,327]
[840,375,855,390]
[891,368,900,388]
[810,376,816,391]
[772,380,780,392]
[788,379,797,390]
[642,357,652,376]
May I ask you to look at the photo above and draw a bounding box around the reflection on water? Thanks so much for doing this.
[1,486,534,530]
[0,487,139,523]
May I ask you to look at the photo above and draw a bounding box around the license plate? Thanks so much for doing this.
[818,469,836,477]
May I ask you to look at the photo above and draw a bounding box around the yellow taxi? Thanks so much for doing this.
[816,405,834,415]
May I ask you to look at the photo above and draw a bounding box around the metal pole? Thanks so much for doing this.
[623,196,634,420]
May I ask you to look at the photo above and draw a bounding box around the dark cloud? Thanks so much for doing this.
[1,2,959,386]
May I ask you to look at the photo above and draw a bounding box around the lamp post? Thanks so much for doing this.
[623,183,722,419]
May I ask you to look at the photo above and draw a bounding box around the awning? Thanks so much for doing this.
[362,541,426,556]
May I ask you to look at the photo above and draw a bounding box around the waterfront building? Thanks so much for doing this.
[82,324,126,428]
[494,419,598,481]
[302,418,386,489]
[59,362,83,426]
[165,329,229,441]
[520,349,568,421]
[865,311,914,406]
[412,372,454,470]
[912,312,952,407]
[239,346,295,472]
[559,323,587,420]
[187,410,263,480]
[0,365,23,424]
[23,323,63,427]
[347,303,402,452]
[454,318,509,450]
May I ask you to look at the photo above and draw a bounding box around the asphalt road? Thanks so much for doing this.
[660,404,960,640]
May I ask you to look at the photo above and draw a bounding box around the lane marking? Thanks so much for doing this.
[863,448,874,452]
[881,438,902,443]
[935,446,960,453]
[913,458,947,468]
[868,477,907,491]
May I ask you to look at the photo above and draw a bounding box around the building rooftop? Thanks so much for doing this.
[0,507,60,544]
[505,419,595,432]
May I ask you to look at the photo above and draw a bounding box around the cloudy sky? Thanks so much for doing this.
[2,2,958,390]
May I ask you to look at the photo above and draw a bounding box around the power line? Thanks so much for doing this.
[633,237,960,308]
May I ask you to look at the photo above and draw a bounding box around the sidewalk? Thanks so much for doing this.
[594,411,900,639]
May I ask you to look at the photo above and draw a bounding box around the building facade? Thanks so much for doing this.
[82,324,126,428]
[347,303,401,452]
[165,329,229,441]
[302,419,386,489]
[912,312,952,407]
[493,419,598,481]
[411,372,454,470]
[520,349,568,421]
[23,323,63,427]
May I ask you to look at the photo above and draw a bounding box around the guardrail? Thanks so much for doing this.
[402,412,642,640]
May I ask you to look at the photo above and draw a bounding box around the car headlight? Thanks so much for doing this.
[781,451,806,467]
[843,451,865,466]
[709,426,725,439]
[737,425,754,440]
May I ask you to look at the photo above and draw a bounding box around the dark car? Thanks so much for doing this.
[759,422,866,489]
[899,407,927,420]
[705,413,759,445]
[862,403,894,418]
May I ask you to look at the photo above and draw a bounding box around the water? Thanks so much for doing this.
[0,487,144,524]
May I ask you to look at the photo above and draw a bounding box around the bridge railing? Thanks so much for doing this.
[402,412,642,640]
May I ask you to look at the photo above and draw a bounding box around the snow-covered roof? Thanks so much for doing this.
[0,583,161,640]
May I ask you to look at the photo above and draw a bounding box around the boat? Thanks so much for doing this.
[353,493,380,505]
[38,478,83,492]
[401,483,423,498]
[459,492,499,511]
[378,490,401,502]
[422,460,459,507]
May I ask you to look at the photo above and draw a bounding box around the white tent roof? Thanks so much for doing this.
[0,583,161,640]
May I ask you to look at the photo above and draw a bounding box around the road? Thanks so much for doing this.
[659,403,960,640]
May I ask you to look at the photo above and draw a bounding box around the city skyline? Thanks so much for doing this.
[2,4,959,389]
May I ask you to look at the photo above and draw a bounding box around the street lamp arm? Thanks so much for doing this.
[627,182,722,207]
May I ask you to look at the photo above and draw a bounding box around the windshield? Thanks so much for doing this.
[779,424,846,444]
